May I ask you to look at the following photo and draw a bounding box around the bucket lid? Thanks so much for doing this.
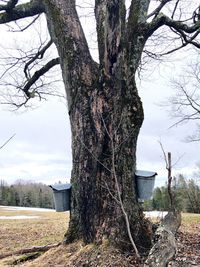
[135,170,157,178]
[49,183,71,191]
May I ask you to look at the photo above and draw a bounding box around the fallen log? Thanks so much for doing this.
[0,242,61,260]
[144,211,181,267]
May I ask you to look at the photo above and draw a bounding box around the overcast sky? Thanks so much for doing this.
[0,2,200,187]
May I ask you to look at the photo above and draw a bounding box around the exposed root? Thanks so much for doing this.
[19,241,146,267]
[0,243,61,260]
[144,211,181,267]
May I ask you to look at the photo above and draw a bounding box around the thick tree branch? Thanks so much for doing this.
[128,0,150,25]
[126,0,151,75]
[0,0,45,24]
[147,14,200,38]
[45,0,98,112]
[23,57,59,98]
[0,0,18,12]
[95,0,126,76]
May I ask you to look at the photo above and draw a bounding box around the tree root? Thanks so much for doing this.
[144,211,181,267]
[0,242,61,260]
[11,252,42,265]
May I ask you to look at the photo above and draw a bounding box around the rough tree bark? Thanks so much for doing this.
[0,0,200,258]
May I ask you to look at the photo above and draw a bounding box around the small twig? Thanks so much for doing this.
[0,134,16,150]
[159,142,176,212]
[101,115,140,258]
[110,136,140,259]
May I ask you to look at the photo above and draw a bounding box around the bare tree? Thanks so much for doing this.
[168,62,200,142]
[0,0,200,263]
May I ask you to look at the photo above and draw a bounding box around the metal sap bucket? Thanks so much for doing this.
[49,183,71,212]
[135,170,157,202]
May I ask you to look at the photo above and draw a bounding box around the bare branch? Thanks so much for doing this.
[158,141,168,169]
[171,0,181,19]
[147,0,172,20]
[10,14,40,32]
[24,39,53,79]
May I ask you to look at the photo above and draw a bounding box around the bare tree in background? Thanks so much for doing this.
[169,62,200,142]
[1,0,200,262]
[0,25,64,108]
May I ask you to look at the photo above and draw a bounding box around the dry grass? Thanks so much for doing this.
[180,212,200,234]
[181,212,200,225]
[0,206,69,258]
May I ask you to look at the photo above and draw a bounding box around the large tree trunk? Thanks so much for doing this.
[44,0,152,249]
[67,76,151,248]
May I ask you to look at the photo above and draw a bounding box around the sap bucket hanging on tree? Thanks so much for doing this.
[135,170,157,202]
[49,183,71,212]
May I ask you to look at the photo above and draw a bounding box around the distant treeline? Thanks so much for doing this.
[0,180,54,209]
[144,175,200,213]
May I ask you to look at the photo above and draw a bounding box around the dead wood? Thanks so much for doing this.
[144,211,181,267]
[0,242,61,260]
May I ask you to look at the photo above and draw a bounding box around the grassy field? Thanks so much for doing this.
[0,206,69,255]
[0,207,199,266]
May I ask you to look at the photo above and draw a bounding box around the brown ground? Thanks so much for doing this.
[0,208,199,267]
[168,213,200,267]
